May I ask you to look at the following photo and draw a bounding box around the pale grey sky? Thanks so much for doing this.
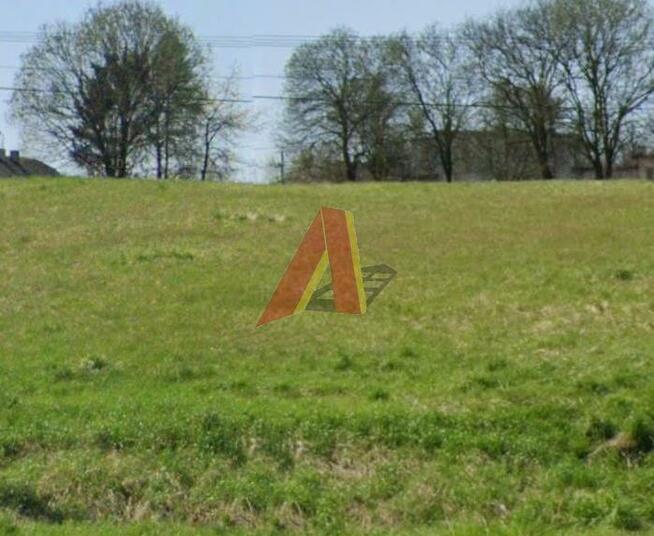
[0,0,524,181]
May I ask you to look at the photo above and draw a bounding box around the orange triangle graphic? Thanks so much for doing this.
[257,207,366,327]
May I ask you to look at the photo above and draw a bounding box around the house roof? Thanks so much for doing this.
[0,153,59,178]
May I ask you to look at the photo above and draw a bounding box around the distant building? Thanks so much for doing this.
[569,151,654,180]
[401,131,585,182]
[618,152,654,180]
[0,149,59,178]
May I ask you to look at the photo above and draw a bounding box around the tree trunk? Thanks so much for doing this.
[605,159,613,179]
[537,153,554,179]
[593,160,605,179]
[345,160,357,181]
[534,131,554,179]
[156,142,163,179]
[163,104,171,179]
[439,136,454,183]
[342,143,356,181]
[104,159,116,178]
[118,138,128,178]
[117,111,130,178]
[443,149,453,183]
[164,135,170,179]
[201,123,210,181]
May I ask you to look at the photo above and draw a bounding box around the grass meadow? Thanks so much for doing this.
[1,178,654,534]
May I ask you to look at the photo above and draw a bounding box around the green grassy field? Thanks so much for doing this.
[1,177,654,534]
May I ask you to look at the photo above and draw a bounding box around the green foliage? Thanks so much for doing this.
[10,1,239,180]
[627,416,654,454]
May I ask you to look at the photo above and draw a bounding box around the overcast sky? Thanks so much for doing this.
[0,0,524,182]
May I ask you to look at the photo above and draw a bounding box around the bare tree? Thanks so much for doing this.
[198,77,247,181]
[389,26,476,182]
[356,38,407,180]
[545,0,654,179]
[464,7,565,179]
[283,28,397,181]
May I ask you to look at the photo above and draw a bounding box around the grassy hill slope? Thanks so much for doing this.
[1,178,654,534]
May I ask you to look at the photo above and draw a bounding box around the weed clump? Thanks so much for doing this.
[0,482,63,522]
[334,354,354,371]
[198,412,248,466]
[612,502,643,531]
[80,356,108,373]
[627,416,654,454]
[585,417,618,442]
[614,269,635,281]
[369,388,390,402]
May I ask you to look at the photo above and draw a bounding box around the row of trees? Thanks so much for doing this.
[281,0,654,181]
[10,0,654,181]
[11,1,245,179]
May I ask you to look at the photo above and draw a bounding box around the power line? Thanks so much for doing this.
[2,29,654,55]
[250,93,584,112]
[0,64,289,81]
[0,30,464,48]
[4,85,654,113]
[0,85,509,110]
[0,63,434,84]
[0,85,253,104]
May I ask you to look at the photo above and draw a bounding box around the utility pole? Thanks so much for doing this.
[280,149,285,184]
